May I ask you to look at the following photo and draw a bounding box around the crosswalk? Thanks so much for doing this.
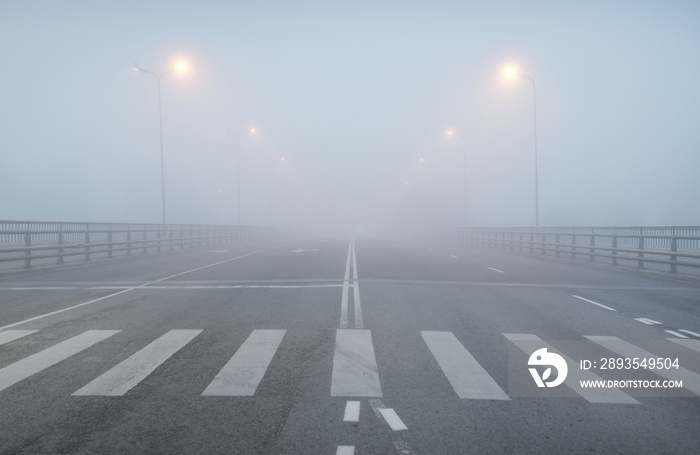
[1,327,699,402]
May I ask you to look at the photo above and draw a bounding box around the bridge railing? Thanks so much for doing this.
[0,220,281,270]
[440,226,700,274]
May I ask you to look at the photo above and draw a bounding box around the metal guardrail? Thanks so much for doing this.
[441,226,700,274]
[0,220,281,270]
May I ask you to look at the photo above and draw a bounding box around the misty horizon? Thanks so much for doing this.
[2,1,699,236]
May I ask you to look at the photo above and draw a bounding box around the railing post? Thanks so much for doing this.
[24,230,32,269]
[637,226,644,269]
[126,224,132,256]
[142,224,148,254]
[571,234,577,260]
[108,227,113,259]
[670,226,678,274]
[612,234,618,266]
[555,228,560,258]
[84,223,91,261]
[589,228,595,262]
[57,223,65,265]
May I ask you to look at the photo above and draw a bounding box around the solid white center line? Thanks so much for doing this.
[422,331,509,400]
[488,267,504,273]
[340,241,352,329]
[352,240,363,329]
[0,330,119,393]
[343,400,361,422]
[571,295,616,311]
[202,329,286,396]
[634,318,662,325]
[679,329,700,338]
[331,329,382,397]
[74,330,201,396]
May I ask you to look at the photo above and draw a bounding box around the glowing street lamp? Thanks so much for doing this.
[447,129,468,227]
[503,65,540,227]
[133,59,190,224]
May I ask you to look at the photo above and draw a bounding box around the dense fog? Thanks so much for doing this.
[1,1,699,236]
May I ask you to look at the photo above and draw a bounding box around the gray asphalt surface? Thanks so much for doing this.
[0,236,699,454]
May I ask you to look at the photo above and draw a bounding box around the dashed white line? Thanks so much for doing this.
[336,446,355,455]
[634,318,662,325]
[664,330,688,339]
[571,295,616,311]
[449,254,458,259]
[379,408,408,431]
[343,400,361,422]
[487,267,504,273]
[679,329,700,338]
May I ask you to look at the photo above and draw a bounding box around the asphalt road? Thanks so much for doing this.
[0,236,699,454]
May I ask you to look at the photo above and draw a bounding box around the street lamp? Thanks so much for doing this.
[133,60,189,224]
[447,129,468,227]
[225,127,257,225]
[504,65,540,227]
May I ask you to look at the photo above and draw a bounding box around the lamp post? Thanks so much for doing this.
[133,60,189,224]
[225,127,256,225]
[504,66,539,227]
[447,129,468,227]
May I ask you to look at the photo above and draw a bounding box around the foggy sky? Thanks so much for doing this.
[1,0,699,235]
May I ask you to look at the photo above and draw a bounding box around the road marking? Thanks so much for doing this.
[586,335,700,395]
[208,250,229,253]
[679,329,700,338]
[0,330,119,393]
[0,330,38,346]
[393,440,417,454]
[203,329,286,396]
[449,254,458,259]
[487,267,504,273]
[504,333,639,404]
[331,329,382,397]
[292,249,319,252]
[667,338,700,354]
[634,318,662,325]
[0,248,272,332]
[422,331,509,400]
[336,446,354,455]
[340,241,352,329]
[343,400,361,422]
[379,408,408,431]
[571,295,616,311]
[665,330,688,338]
[352,240,363,329]
[368,399,407,431]
[74,330,201,396]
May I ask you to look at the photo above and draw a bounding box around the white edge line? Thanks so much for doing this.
[665,330,689,339]
[0,248,272,332]
[571,295,616,311]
